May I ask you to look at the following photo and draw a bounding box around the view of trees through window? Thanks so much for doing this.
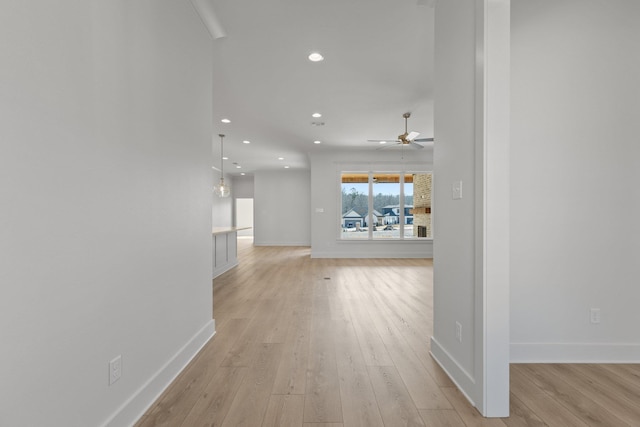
[340,172,432,240]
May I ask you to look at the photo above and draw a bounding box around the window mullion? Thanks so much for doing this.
[399,172,405,239]
[368,172,374,239]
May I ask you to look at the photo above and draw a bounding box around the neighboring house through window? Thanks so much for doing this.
[340,171,432,240]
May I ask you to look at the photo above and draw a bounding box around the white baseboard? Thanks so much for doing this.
[311,250,433,258]
[429,336,477,407]
[253,241,311,246]
[213,260,238,279]
[101,319,216,427]
[511,342,640,363]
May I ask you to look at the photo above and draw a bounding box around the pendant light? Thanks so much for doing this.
[214,133,231,197]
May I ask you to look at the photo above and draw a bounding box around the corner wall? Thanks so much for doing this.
[431,0,510,416]
[0,2,214,426]
[510,0,640,362]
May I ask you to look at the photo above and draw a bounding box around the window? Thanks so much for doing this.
[340,171,432,240]
[340,173,369,240]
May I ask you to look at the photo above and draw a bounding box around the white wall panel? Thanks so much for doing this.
[0,2,214,425]
[511,0,640,362]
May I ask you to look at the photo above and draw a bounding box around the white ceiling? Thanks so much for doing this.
[208,0,435,175]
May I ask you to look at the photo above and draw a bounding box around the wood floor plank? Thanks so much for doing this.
[370,287,452,388]
[510,366,587,427]
[418,409,466,427]
[546,364,640,426]
[367,365,426,427]
[366,293,452,410]
[501,393,547,427]
[603,363,640,385]
[220,299,281,367]
[262,299,293,344]
[517,364,631,427]
[221,342,284,426]
[261,394,305,427]
[576,364,640,412]
[346,300,395,367]
[333,318,385,427]
[303,296,343,424]
[271,309,311,395]
[179,367,247,427]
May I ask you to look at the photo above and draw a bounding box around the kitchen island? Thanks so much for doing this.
[212,227,250,279]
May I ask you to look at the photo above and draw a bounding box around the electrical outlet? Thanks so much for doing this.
[590,308,601,324]
[109,355,122,385]
[455,321,462,342]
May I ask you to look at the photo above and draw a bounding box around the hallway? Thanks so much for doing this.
[135,245,464,426]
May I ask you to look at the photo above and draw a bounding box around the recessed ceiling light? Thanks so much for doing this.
[242,140,250,144]
[312,112,322,118]
[313,140,321,144]
[240,172,246,176]
[222,156,229,160]
[379,141,387,145]
[284,165,290,169]
[308,52,324,62]
[221,118,230,123]
[278,157,284,160]
[235,165,241,169]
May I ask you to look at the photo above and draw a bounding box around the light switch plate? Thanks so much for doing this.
[109,355,122,385]
[452,181,463,200]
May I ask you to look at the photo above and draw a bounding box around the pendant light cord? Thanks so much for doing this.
[219,134,225,177]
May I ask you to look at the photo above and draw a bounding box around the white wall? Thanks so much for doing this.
[254,170,311,246]
[0,2,214,426]
[309,149,433,258]
[510,0,640,362]
[431,0,479,405]
[431,0,477,375]
[231,175,255,198]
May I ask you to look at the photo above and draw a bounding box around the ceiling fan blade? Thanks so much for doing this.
[407,131,420,141]
[409,142,425,149]
[367,139,400,142]
[413,137,434,142]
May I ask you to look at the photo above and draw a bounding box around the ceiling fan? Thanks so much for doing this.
[368,112,433,149]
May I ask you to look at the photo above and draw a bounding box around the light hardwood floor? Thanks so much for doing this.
[136,244,640,426]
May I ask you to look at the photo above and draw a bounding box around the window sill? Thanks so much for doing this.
[337,238,433,243]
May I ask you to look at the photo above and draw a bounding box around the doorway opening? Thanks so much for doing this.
[235,198,254,249]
